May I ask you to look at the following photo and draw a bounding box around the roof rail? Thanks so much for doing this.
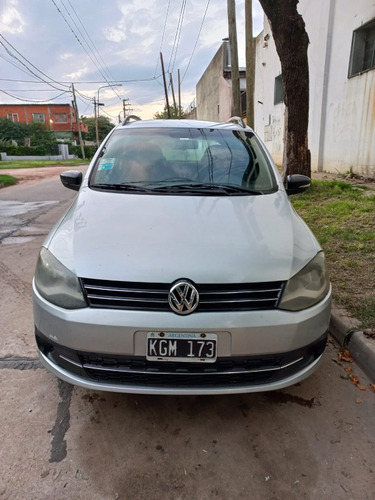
[226,116,246,128]
[122,115,142,126]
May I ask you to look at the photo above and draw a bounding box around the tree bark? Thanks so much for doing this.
[258,0,311,179]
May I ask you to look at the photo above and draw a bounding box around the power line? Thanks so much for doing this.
[50,0,122,100]
[0,89,69,103]
[167,0,187,74]
[0,77,161,84]
[64,0,119,84]
[181,0,211,82]
[154,0,171,77]
[59,0,116,85]
[0,34,69,91]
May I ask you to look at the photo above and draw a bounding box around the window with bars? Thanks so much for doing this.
[274,74,284,104]
[7,113,19,122]
[348,18,375,77]
[32,113,46,123]
[53,113,68,123]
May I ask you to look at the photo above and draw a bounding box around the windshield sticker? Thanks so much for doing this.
[98,158,115,171]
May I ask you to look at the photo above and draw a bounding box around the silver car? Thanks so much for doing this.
[33,116,331,395]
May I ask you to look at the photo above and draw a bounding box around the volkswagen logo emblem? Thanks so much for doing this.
[168,280,199,315]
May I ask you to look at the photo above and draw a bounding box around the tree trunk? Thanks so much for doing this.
[258,0,311,179]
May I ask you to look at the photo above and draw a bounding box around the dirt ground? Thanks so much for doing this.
[1,164,375,499]
[0,164,90,185]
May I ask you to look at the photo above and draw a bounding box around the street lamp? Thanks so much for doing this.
[95,83,122,144]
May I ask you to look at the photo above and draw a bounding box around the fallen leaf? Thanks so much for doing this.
[355,397,363,404]
[350,375,366,391]
[345,366,353,373]
[339,349,354,363]
[369,384,375,393]
[331,358,343,366]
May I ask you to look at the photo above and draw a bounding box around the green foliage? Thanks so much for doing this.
[71,144,98,159]
[0,159,89,169]
[0,118,58,152]
[28,122,57,149]
[0,138,11,150]
[81,115,114,142]
[0,174,18,188]
[154,105,186,119]
[0,117,28,142]
[291,179,375,327]
[4,145,49,156]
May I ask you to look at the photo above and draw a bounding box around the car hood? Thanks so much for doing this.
[46,187,320,283]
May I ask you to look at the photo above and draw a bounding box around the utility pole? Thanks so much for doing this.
[170,73,177,112]
[245,0,255,128]
[94,96,99,146]
[160,52,171,118]
[227,0,241,117]
[123,98,130,118]
[178,69,181,118]
[71,83,85,159]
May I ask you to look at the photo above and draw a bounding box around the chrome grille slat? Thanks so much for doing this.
[81,356,303,375]
[199,297,277,304]
[86,294,167,304]
[200,288,282,295]
[81,278,284,312]
[86,285,166,295]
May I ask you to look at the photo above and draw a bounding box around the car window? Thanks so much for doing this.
[90,127,277,195]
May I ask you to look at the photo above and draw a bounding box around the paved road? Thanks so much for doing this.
[0,169,374,499]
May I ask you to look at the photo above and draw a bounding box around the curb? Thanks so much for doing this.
[329,305,375,383]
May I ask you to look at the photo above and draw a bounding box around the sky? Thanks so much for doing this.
[0,0,264,121]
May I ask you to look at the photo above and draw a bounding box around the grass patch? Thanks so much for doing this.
[291,180,375,328]
[0,159,89,169]
[0,174,19,188]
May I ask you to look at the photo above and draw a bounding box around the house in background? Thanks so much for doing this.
[193,0,374,176]
[254,0,375,176]
[195,39,246,122]
[0,103,88,142]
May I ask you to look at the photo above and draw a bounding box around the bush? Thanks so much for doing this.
[72,144,98,159]
[4,145,48,156]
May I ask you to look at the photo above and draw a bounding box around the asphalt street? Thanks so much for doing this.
[0,168,374,499]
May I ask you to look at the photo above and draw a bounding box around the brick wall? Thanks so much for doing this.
[0,104,87,133]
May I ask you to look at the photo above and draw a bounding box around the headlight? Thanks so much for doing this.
[34,247,87,309]
[279,252,330,311]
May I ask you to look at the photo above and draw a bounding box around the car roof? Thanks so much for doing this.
[115,116,254,132]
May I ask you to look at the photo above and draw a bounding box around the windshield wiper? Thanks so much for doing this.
[150,183,263,195]
[91,182,263,196]
[90,183,154,193]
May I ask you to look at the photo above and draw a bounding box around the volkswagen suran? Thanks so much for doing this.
[33,116,331,394]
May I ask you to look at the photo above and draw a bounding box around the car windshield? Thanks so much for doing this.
[90,127,277,195]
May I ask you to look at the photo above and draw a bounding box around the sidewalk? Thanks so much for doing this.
[330,304,375,383]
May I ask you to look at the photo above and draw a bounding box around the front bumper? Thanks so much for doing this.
[33,282,331,395]
[36,328,327,395]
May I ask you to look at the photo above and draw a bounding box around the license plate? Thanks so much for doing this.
[146,332,217,363]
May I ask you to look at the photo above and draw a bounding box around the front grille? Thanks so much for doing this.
[79,353,285,387]
[80,278,284,312]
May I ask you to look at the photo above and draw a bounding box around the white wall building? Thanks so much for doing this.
[254,0,375,176]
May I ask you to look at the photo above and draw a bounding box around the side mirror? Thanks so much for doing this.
[285,174,311,195]
[60,170,83,191]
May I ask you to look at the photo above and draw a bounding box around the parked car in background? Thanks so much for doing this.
[33,116,331,395]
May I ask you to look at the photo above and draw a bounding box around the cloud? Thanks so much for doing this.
[60,53,74,61]
[0,0,26,34]
[0,0,265,120]
[64,64,90,80]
